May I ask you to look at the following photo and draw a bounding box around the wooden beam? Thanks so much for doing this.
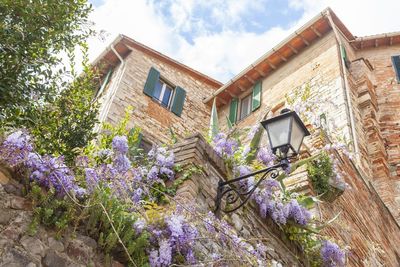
[287,44,298,54]
[217,97,227,105]
[266,59,276,70]
[237,84,246,92]
[296,31,310,46]
[272,48,287,62]
[254,67,267,77]
[310,26,322,37]
[244,75,255,84]
[227,91,238,98]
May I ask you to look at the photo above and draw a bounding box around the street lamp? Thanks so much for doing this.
[214,109,310,216]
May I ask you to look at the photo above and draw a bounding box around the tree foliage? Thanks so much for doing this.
[0,0,99,163]
[0,0,94,123]
[29,51,99,164]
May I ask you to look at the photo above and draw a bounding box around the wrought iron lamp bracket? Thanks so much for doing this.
[214,159,289,217]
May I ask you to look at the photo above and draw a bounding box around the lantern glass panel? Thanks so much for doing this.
[266,116,291,149]
[290,119,306,154]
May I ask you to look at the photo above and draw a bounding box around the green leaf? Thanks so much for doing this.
[209,97,219,139]
[245,125,264,163]
[226,115,233,130]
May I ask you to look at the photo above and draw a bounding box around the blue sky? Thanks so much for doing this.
[87,0,400,82]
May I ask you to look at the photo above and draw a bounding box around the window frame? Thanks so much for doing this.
[391,55,400,84]
[152,77,175,109]
[238,93,253,121]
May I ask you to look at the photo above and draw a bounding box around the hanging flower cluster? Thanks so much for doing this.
[147,145,175,182]
[320,240,346,267]
[257,147,276,167]
[0,131,85,197]
[200,211,270,266]
[149,213,198,266]
[212,132,238,158]
[0,131,33,166]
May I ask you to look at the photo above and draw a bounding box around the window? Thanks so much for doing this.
[143,67,187,117]
[391,55,400,83]
[228,80,262,124]
[153,79,174,108]
[239,94,252,120]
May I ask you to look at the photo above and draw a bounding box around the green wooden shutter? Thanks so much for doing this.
[229,98,238,124]
[252,81,262,111]
[171,86,186,116]
[391,56,400,83]
[340,45,349,68]
[143,67,160,96]
[97,68,113,97]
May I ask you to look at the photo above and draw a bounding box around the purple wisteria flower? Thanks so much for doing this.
[147,146,175,182]
[212,132,238,158]
[113,154,131,173]
[257,147,276,167]
[163,213,198,264]
[85,168,99,192]
[285,199,311,226]
[111,136,131,173]
[320,240,345,267]
[147,166,159,182]
[27,154,79,196]
[234,165,252,177]
[133,218,146,234]
[0,131,33,166]
[149,239,172,267]
[132,188,143,203]
[112,136,129,154]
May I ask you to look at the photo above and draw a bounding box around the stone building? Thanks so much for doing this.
[92,34,221,145]
[93,7,400,266]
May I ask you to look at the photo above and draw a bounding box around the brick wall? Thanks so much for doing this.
[172,133,400,266]
[217,32,352,154]
[97,46,219,145]
[172,134,308,266]
[344,43,400,223]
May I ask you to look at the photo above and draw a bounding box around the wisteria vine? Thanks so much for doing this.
[211,129,347,267]
[0,130,280,266]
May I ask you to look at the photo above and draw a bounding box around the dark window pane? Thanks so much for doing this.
[162,87,172,107]
[240,94,252,120]
[153,80,163,100]
[392,55,400,83]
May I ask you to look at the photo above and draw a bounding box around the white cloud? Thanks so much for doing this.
[88,0,400,83]
[289,0,400,36]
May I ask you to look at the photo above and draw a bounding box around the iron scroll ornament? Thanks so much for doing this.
[214,159,289,217]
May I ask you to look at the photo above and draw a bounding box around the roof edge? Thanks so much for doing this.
[91,34,223,88]
[203,8,332,104]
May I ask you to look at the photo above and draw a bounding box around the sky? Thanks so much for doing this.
[87,0,400,82]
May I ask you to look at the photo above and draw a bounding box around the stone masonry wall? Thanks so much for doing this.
[342,42,400,223]
[172,134,308,266]
[98,46,219,145]
[218,32,353,150]
[172,133,400,266]
[0,168,125,267]
[307,131,400,266]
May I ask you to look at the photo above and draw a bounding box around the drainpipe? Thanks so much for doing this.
[326,10,360,160]
[95,42,126,132]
